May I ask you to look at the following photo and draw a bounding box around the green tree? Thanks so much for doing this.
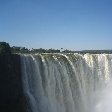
[0,42,11,54]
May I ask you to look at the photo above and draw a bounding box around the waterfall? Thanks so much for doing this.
[21,53,112,112]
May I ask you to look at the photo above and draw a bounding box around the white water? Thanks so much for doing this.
[21,53,112,112]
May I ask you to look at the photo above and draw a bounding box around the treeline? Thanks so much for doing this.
[11,46,112,54]
[74,50,112,54]
[0,42,62,54]
[1,42,112,54]
[0,42,77,54]
[11,46,61,53]
[11,47,81,53]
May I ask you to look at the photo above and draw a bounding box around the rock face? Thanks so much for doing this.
[0,54,27,112]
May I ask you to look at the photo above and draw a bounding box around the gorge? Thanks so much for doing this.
[0,52,112,112]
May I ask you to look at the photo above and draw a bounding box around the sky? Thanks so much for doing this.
[0,0,112,50]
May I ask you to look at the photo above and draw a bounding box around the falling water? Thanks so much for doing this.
[21,53,112,112]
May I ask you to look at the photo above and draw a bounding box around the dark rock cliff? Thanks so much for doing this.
[0,54,27,112]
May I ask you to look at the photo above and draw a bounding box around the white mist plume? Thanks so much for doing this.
[94,81,112,112]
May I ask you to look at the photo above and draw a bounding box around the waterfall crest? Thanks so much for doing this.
[21,53,112,112]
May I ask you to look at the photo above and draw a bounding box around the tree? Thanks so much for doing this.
[0,42,11,54]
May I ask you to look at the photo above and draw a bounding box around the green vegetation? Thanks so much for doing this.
[0,42,112,54]
[11,46,30,53]
[11,47,61,53]
[0,42,11,54]
[73,50,112,54]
